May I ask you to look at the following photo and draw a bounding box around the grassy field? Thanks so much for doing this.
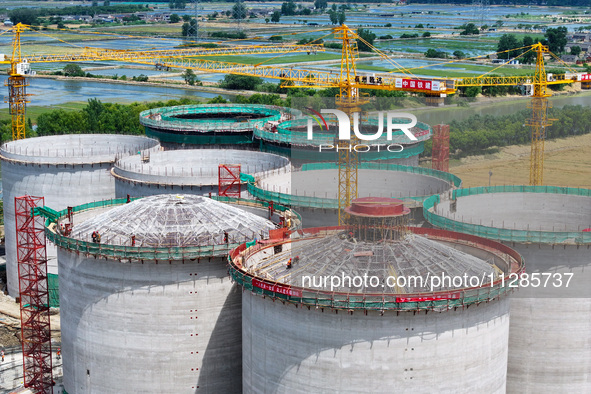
[0,102,87,123]
[447,133,591,188]
[196,52,344,65]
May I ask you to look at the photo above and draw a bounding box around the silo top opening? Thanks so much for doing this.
[0,134,159,164]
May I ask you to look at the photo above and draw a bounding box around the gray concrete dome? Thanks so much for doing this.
[71,194,276,247]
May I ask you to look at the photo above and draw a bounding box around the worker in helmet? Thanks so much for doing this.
[286,258,292,269]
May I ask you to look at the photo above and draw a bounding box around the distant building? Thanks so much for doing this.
[4,19,13,27]
[561,54,578,63]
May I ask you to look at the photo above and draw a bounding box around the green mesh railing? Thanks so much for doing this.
[140,104,284,132]
[254,116,431,146]
[48,273,59,308]
[247,162,462,209]
[229,266,515,311]
[259,139,426,162]
[423,185,591,244]
[227,226,524,312]
[145,127,255,145]
[39,196,299,261]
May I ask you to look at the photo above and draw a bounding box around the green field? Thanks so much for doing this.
[196,52,344,65]
[0,102,87,123]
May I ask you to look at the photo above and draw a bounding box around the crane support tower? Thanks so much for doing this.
[15,195,53,394]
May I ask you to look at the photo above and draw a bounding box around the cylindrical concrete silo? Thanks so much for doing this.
[423,186,591,393]
[254,115,431,166]
[48,194,278,393]
[249,162,461,227]
[1,134,160,298]
[112,149,289,198]
[139,104,300,149]
[229,198,524,393]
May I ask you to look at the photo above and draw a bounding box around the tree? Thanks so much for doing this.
[422,32,431,38]
[219,74,261,90]
[497,34,520,59]
[356,28,376,52]
[9,9,39,25]
[232,0,247,21]
[104,0,110,6]
[182,19,196,36]
[337,10,346,25]
[545,27,568,54]
[314,0,328,10]
[453,50,465,59]
[570,45,582,57]
[271,10,281,23]
[265,18,269,24]
[460,23,479,35]
[84,98,105,131]
[169,14,180,23]
[521,36,536,64]
[182,69,197,85]
[328,10,338,25]
[281,0,297,16]
[182,14,191,22]
[63,64,85,77]
[425,48,447,59]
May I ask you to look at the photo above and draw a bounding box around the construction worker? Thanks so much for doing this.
[1,349,4,362]
[223,231,229,244]
[57,348,61,360]
[293,256,300,264]
[92,231,97,243]
[286,258,292,269]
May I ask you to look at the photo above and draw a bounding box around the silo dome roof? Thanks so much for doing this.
[243,232,499,294]
[71,194,275,247]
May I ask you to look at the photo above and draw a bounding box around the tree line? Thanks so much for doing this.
[7,4,147,25]
[423,104,591,158]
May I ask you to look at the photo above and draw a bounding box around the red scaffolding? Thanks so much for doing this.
[15,195,53,394]
[218,164,241,198]
[432,124,450,172]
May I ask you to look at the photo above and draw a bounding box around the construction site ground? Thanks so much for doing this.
[446,133,591,188]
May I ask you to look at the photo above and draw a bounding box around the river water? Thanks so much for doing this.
[0,75,232,106]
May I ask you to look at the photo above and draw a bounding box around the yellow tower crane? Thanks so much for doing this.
[1,23,325,141]
[127,25,580,220]
[4,24,582,220]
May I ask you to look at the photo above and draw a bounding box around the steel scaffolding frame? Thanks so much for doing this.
[15,195,53,394]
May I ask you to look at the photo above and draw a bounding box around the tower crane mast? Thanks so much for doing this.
[4,24,582,220]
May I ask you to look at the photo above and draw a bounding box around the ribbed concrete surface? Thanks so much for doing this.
[59,252,242,394]
[243,293,510,394]
[264,169,452,199]
[1,134,159,297]
[430,191,591,393]
[113,149,289,198]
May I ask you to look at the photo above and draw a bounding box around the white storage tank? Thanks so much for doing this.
[229,198,524,393]
[0,134,160,297]
[423,186,591,393]
[50,194,278,393]
[112,148,289,198]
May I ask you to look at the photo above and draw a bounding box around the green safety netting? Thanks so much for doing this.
[254,115,432,146]
[48,273,59,308]
[140,104,288,133]
[38,196,299,262]
[228,263,514,311]
[246,162,462,209]
[259,140,425,162]
[145,127,255,145]
[423,185,591,244]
